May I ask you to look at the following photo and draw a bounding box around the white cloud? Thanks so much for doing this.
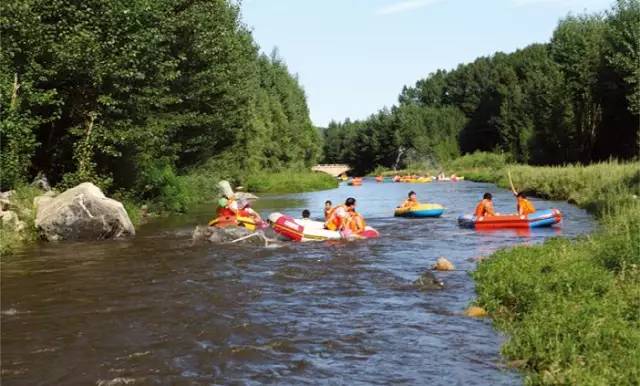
[376,0,443,15]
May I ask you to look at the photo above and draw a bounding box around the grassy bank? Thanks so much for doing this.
[444,153,640,385]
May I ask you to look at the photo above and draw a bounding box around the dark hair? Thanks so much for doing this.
[483,192,492,200]
[517,192,526,198]
[345,197,356,207]
[325,200,332,205]
[302,209,310,218]
[408,190,416,197]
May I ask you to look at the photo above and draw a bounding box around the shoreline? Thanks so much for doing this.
[444,154,639,384]
[0,170,338,256]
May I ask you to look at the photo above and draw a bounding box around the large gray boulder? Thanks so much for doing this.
[35,182,135,241]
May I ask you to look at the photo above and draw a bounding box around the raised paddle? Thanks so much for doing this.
[508,169,517,195]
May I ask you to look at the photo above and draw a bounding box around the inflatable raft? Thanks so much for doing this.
[268,213,379,242]
[208,214,263,231]
[457,209,562,229]
[394,203,445,218]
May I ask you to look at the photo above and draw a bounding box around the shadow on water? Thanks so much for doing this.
[1,180,594,385]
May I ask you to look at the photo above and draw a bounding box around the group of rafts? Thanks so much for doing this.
[345,173,463,185]
[208,178,563,243]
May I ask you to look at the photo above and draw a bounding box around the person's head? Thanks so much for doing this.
[483,192,492,201]
[345,197,356,208]
[302,209,310,218]
[408,190,416,200]
[517,192,526,199]
[325,200,332,209]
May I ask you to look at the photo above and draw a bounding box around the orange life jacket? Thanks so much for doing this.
[348,212,366,233]
[217,206,235,218]
[474,199,495,217]
[216,198,238,219]
[325,205,352,231]
[517,197,535,216]
[324,206,335,221]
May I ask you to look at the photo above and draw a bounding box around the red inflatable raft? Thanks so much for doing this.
[458,209,562,229]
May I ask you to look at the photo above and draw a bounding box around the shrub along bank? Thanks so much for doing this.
[448,154,640,385]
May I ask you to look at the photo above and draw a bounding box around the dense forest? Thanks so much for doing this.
[323,0,639,174]
[1,0,321,196]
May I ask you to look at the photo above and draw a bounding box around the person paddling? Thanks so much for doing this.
[400,190,420,208]
[514,192,536,216]
[474,193,495,217]
[508,170,535,216]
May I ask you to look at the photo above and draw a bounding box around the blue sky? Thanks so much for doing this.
[240,0,612,127]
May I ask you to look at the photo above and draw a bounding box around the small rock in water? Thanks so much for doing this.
[464,306,488,318]
[432,257,455,271]
[413,270,444,290]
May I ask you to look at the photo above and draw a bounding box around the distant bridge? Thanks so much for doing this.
[312,164,350,177]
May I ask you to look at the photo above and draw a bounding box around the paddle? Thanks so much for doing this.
[507,169,518,196]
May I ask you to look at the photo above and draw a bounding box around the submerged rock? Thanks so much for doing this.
[192,225,253,243]
[192,226,282,247]
[35,182,135,241]
[413,270,444,290]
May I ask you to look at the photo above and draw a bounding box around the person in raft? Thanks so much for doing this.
[513,191,536,216]
[238,199,262,224]
[400,190,420,208]
[325,197,366,234]
[216,197,235,218]
[324,200,333,221]
[474,192,496,217]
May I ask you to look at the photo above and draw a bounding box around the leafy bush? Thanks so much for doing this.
[138,162,189,213]
[0,184,42,255]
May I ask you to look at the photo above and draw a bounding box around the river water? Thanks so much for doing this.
[1,180,595,385]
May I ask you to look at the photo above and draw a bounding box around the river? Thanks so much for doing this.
[1,180,595,385]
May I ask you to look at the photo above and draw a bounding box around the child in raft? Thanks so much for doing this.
[324,200,333,221]
[400,190,420,208]
[513,191,536,216]
[325,197,366,234]
[474,193,496,217]
[296,209,314,227]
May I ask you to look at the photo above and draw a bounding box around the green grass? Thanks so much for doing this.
[0,184,42,256]
[470,160,640,385]
[244,170,338,193]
